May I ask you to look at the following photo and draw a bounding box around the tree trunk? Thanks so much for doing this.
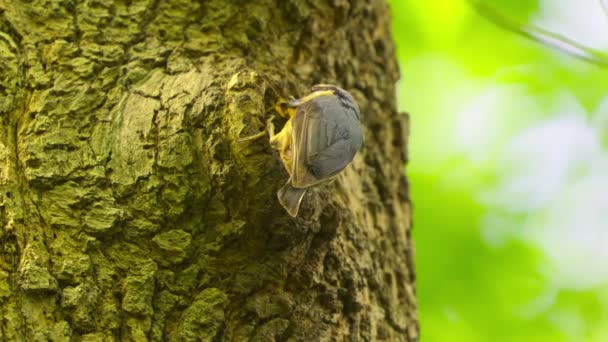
[0,0,417,341]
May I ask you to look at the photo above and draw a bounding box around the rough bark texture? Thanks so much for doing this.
[0,0,417,341]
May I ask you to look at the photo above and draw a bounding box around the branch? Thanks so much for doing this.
[469,0,608,67]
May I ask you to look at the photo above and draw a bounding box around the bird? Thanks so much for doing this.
[269,84,363,217]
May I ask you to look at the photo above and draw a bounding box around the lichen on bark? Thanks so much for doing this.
[0,0,417,341]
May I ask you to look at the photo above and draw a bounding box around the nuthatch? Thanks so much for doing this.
[269,84,363,217]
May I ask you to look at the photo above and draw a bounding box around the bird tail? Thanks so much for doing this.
[277,178,307,217]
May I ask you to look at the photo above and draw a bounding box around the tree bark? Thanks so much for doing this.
[0,0,417,341]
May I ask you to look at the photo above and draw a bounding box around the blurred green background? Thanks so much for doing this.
[389,0,608,341]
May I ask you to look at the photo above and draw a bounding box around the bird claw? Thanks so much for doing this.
[237,130,266,142]
[237,117,276,143]
[237,98,292,143]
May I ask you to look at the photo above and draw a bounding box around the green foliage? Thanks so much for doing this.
[390,0,608,340]
[482,0,539,17]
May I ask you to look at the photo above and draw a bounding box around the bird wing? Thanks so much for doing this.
[291,96,355,188]
[304,139,352,179]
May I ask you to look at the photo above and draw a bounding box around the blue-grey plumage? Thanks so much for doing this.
[291,92,363,187]
[273,85,363,217]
